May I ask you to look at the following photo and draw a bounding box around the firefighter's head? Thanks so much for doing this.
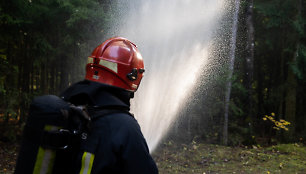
[85,37,145,92]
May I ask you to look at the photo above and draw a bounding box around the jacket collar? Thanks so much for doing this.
[60,80,132,110]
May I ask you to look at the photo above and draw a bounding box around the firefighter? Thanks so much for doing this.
[60,37,158,174]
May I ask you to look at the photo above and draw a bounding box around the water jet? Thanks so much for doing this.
[111,0,231,151]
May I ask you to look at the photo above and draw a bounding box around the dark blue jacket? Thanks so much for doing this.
[61,80,158,174]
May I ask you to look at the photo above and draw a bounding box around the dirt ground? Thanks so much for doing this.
[0,141,18,174]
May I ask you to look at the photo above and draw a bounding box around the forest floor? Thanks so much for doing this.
[152,141,306,174]
[0,141,18,174]
[0,140,306,174]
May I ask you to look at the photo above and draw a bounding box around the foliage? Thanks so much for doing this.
[262,113,291,131]
[186,0,306,145]
[0,0,115,127]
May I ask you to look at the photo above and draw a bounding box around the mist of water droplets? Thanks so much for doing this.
[111,0,228,151]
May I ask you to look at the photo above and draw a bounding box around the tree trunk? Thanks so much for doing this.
[60,55,69,91]
[17,36,31,122]
[245,0,254,120]
[40,62,46,94]
[284,50,297,141]
[284,0,301,141]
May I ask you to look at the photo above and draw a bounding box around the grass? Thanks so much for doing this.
[152,141,306,174]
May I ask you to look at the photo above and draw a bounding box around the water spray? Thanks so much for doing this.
[112,0,227,151]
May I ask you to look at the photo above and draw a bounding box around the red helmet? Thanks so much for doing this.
[85,37,145,92]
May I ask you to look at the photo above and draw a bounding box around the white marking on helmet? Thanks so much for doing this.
[87,57,94,64]
[132,84,138,89]
[99,59,118,73]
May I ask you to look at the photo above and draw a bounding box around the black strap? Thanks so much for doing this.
[41,129,76,150]
[23,126,75,150]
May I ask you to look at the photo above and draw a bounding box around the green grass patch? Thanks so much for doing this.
[152,142,306,174]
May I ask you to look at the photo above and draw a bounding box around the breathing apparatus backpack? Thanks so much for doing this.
[15,95,91,174]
